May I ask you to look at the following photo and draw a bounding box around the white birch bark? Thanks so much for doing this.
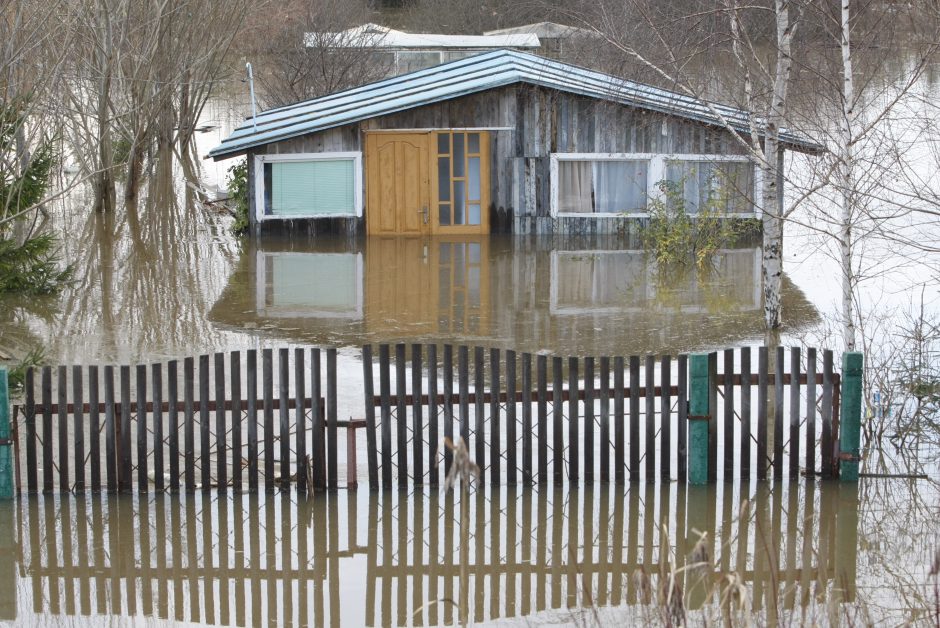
[761,0,797,330]
[840,0,857,351]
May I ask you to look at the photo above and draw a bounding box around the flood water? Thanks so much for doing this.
[1,60,939,627]
[2,479,936,627]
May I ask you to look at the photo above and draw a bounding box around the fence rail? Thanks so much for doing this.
[11,344,848,494]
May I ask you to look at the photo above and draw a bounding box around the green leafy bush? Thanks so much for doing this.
[0,233,73,295]
[641,179,740,268]
[227,159,250,236]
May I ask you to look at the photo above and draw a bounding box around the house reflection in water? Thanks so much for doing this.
[212,236,817,354]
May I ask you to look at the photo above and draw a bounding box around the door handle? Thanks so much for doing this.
[420,205,429,224]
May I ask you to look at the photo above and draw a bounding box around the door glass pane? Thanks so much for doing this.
[468,204,480,225]
[454,181,465,224]
[439,204,451,225]
[437,133,450,154]
[468,157,480,201]
[438,158,450,201]
[468,133,480,153]
[453,134,465,177]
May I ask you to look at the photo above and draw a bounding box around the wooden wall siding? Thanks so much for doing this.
[248,83,753,233]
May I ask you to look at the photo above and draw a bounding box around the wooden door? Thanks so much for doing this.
[365,133,430,236]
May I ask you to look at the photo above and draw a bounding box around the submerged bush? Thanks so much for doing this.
[641,179,740,268]
[227,159,250,236]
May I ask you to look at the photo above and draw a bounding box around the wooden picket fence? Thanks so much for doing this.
[363,344,843,489]
[11,344,844,494]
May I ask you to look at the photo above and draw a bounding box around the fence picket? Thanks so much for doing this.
[628,356,640,481]
[475,347,486,472]
[757,348,769,481]
[58,366,69,491]
[552,356,564,484]
[120,365,132,492]
[326,348,338,490]
[645,356,655,482]
[199,355,211,491]
[739,349,751,479]
[312,348,325,489]
[396,344,408,488]
[789,347,801,479]
[89,366,101,492]
[413,344,425,485]
[262,349,274,492]
[821,350,834,479]
[231,352,242,493]
[215,353,227,490]
[614,357,625,483]
[521,353,532,485]
[723,349,734,480]
[490,348,501,486]
[71,366,85,492]
[677,355,688,482]
[536,354,548,484]
[584,357,595,484]
[428,344,439,486]
[600,356,610,483]
[660,356,671,481]
[278,348,290,488]
[168,360,179,492]
[806,349,817,477]
[294,348,306,493]
[363,345,377,490]
[505,350,517,485]
[152,364,163,492]
[379,344,392,490]
[567,357,579,484]
[184,357,195,492]
[774,347,785,480]
[246,350,258,491]
[104,366,116,493]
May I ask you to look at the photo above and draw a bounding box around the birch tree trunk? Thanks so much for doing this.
[761,0,797,330]
[839,0,857,351]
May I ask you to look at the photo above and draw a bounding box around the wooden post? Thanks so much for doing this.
[839,352,864,481]
[688,354,711,485]
[0,367,11,498]
[362,345,378,490]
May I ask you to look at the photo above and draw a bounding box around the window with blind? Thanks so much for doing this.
[260,155,360,218]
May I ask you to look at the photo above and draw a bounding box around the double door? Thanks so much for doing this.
[365,131,490,235]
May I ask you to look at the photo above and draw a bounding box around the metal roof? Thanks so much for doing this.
[210,49,822,159]
[305,23,540,49]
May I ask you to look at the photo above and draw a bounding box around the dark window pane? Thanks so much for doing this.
[438,158,451,201]
[468,133,480,153]
[437,133,450,154]
[454,181,465,224]
[439,204,451,225]
[263,163,273,214]
[453,134,465,177]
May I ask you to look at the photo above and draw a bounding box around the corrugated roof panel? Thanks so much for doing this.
[210,50,821,158]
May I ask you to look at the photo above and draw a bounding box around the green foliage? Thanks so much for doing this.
[227,159,250,236]
[0,101,72,296]
[0,104,55,219]
[6,346,45,393]
[0,233,73,295]
[641,179,739,268]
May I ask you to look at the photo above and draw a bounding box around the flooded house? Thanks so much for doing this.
[208,50,821,237]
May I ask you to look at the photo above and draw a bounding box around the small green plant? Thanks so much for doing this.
[227,159,250,236]
[6,346,45,392]
[641,178,739,268]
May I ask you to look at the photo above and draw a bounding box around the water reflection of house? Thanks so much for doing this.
[209,51,821,237]
[210,237,818,355]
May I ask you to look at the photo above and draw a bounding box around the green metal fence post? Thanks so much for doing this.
[689,354,711,485]
[839,352,863,481]
[0,367,10,498]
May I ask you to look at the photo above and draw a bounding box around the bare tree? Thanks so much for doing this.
[561,0,806,331]
[243,0,391,107]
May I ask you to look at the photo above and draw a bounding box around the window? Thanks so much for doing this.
[551,154,757,217]
[254,153,362,221]
[557,159,648,213]
[435,131,486,228]
[664,159,755,214]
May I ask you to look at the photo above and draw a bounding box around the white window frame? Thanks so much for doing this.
[550,153,760,218]
[254,152,363,222]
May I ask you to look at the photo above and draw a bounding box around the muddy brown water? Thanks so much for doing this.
[1,479,935,627]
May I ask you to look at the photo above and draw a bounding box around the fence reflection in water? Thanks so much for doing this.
[6,482,859,626]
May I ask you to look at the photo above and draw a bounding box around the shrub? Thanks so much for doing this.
[641,179,740,268]
[227,159,250,236]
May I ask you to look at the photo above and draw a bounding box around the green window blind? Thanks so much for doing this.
[267,159,355,216]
